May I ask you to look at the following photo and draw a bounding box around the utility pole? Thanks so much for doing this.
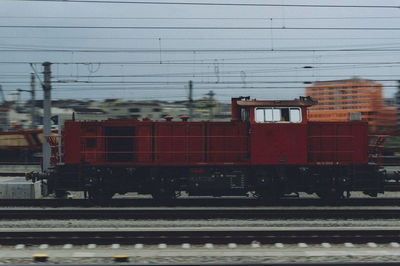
[17,75,36,129]
[0,85,5,131]
[397,80,400,132]
[42,62,52,172]
[30,73,36,129]
[188,80,193,121]
[0,85,5,105]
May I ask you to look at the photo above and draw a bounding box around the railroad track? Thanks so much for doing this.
[1,197,400,207]
[0,227,399,245]
[7,264,398,266]
[2,206,400,220]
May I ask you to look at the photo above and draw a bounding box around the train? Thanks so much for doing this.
[0,130,42,163]
[35,96,385,201]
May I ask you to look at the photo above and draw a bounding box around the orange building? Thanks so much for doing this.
[305,78,397,133]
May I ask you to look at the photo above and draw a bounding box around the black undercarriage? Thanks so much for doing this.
[48,163,385,201]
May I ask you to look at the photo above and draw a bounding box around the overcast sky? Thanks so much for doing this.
[1,0,400,102]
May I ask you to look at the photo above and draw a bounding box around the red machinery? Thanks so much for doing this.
[45,96,384,200]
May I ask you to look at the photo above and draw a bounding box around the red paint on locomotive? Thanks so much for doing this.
[48,96,383,200]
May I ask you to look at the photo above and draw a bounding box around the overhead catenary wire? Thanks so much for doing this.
[45,74,400,78]
[3,1,400,101]
[2,16,400,20]
[11,0,400,9]
[0,86,334,91]
[3,39,400,52]
[1,61,400,65]
[1,62,399,80]
[0,48,398,66]
[0,59,399,79]
[3,48,400,53]
[2,80,400,85]
[3,36,400,41]
[2,25,400,30]
[0,64,398,79]
[2,84,399,91]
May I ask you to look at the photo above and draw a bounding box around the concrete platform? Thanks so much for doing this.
[0,244,400,264]
[0,177,42,199]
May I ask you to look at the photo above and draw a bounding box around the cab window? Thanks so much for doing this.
[255,107,302,123]
[290,109,301,122]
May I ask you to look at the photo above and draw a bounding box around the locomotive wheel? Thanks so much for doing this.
[88,188,115,201]
[55,190,69,198]
[257,187,281,204]
[317,188,344,201]
[151,187,176,202]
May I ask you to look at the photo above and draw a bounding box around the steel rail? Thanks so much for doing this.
[3,261,399,266]
[0,227,399,245]
[1,198,400,207]
[4,261,399,266]
[0,197,400,207]
[2,206,400,220]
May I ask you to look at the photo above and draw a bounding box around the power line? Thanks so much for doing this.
[3,39,400,52]
[13,0,400,9]
[3,36,400,41]
[2,85,399,93]
[3,80,400,85]
[1,61,400,65]
[3,61,399,75]
[3,84,399,91]
[52,85,400,89]
[2,15,400,20]
[0,86,311,91]
[2,48,400,53]
[1,62,399,76]
[49,74,400,79]
[2,48,400,64]
[2,25,400,30]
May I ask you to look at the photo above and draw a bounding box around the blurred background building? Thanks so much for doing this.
[0,91,230,131]
[1,78,400,134]
[306,78,397,133]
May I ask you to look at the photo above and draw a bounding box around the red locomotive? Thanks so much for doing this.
[45,96,384,201]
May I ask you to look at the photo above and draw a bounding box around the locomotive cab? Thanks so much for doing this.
[231,97,314,165]
[231,96,313,124]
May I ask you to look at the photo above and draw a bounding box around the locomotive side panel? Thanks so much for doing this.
[155,122,187,163]
[81,120,153,164]
[207,122,248,163]
[153,121,247,164]
[75,120,249,166]
[135,123,153,163]
[308,121,368,164]
[82,124,103,163]
[187,123,205,162]
[63,121,83,164]
[351,122,369,163]
[250,124,307,165]
[104,126,135,162]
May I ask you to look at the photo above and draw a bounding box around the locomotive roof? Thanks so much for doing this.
[236,99,314,107]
